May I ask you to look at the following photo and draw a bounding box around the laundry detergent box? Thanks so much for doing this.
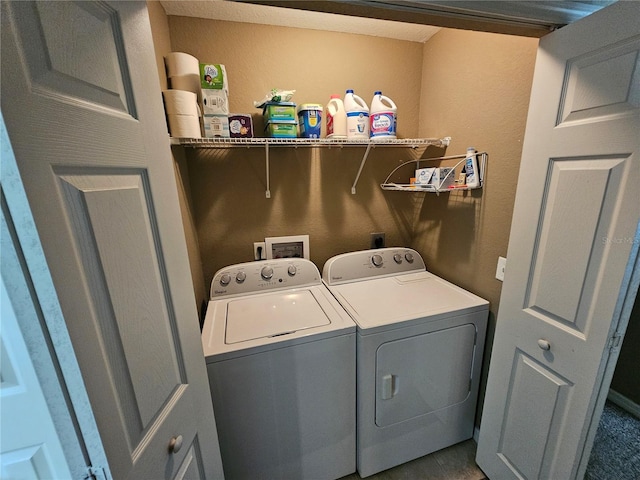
[228,114,253,138]
[204,114,230,138]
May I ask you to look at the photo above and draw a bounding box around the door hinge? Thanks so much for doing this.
[84,466,107,480]
[608,333,623,349]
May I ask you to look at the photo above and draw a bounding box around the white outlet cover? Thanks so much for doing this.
[496,256,507,282]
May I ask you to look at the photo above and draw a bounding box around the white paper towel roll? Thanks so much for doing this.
[163,90,199,116]
[167,114,201,138]
[164,52,199,77]
[169,74,201,97]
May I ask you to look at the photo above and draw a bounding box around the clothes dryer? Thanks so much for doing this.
[202,258,356,480]
[322,248,488,477]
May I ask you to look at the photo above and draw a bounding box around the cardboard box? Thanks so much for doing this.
[415,168,435,185]
[204,114,230,138]
[229,114,253,138]
[199,63,228,93]
[431,167,455,189]
[202,89,229,115]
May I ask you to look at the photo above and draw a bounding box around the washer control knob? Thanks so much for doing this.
[261,266,274,280]
[236,271,246,283]
[393,254,403,264]
[219,273,231,286]
[405,253,414,263]
[288,265,297,276]
[372,254,383,267]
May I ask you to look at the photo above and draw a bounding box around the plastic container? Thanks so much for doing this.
[326,95,347,138]
[369,91,397,140]
[263,102,296,122]
[344,89,369,139]
[297,104,323,138]
[264,120,298,138]
[464,147,480,188]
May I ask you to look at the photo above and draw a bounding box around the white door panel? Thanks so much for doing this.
[1,2,223,478]
[476,2,640,479]
[0,278,72,479]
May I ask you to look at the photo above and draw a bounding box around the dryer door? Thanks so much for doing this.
[375,324,476,427]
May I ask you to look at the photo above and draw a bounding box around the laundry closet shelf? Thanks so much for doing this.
[170,137,452,198]
[380,152,488,195]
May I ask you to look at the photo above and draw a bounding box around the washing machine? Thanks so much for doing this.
[202,258,356,480]
[322,247,488,478]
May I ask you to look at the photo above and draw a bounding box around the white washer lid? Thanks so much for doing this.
[225,290,330,343]
[329,272,488,331]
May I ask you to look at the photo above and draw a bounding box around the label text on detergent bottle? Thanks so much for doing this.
[370,112,396,137]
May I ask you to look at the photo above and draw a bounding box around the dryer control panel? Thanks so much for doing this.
[322,248,426,285]
[211,258,321,298]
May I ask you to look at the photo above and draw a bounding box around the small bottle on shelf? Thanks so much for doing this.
[464,147,480,188]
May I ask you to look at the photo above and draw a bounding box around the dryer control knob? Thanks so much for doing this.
[236,271,246,283]
[287,265,297,276]
[393,254,403,264]
[405,253,414,263]
[219,273,231,286]
[261,266,274,280]
[372,254,383,267]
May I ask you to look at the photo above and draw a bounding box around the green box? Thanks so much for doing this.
[262,102,296,122]
[199,63,227,90]
[264,120,298,138]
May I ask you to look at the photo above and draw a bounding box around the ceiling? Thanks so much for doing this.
[159,0,616,41]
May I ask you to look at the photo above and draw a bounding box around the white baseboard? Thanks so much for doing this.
[608,389,640,418]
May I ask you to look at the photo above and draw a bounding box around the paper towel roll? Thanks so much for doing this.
[167,114,201,138]
[163,90,199,116]
[169,74,201,97]
[164,52,199,77]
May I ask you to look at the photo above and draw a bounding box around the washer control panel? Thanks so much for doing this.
[210,258,320,298]
[322,247,426,285]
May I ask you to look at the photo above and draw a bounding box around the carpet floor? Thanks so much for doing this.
[584,401,640,480]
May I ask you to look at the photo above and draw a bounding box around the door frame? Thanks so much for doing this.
[1,113,110,478]
[577,226,640,478]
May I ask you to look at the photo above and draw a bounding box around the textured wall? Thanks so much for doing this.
[147,1,208,318]
[416,28,539,419]
[168,16,429,286]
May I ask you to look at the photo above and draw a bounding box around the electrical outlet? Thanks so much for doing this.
[253,242,266,261]
[370,232,385,249]
[496,256,507,281]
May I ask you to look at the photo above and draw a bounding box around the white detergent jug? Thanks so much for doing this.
[326,94,347,138]
[344,89,369,139]
[369,91,397,140]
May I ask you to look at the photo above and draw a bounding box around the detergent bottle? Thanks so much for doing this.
[369,91,397,140]
[326,94,347,138]
[344,89,369,139]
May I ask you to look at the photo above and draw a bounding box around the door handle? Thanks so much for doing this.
[169,435,183,454]
[537,339,551,351]
[381,374,398,400]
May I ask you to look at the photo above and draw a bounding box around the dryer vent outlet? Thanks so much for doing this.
[370,233,385,249]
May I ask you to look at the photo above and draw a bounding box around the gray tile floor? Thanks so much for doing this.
[340,440,487,480]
